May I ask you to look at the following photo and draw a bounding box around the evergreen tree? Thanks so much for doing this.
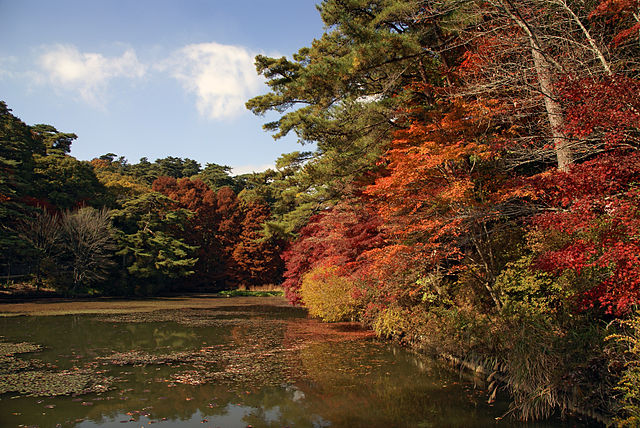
[0,102,44,273]
[110,192,198,294]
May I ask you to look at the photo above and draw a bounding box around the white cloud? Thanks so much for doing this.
[38,44,146,106]
[0,56,18,79]
[231,163,274,176]
[164,42,262,120]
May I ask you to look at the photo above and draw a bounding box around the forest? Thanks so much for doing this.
[0,111,287,295]
[2,0,640,424]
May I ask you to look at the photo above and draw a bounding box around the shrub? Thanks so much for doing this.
[609,312,640,426]
[371,305,412,339]
[300,266,359,322]
[494,255,570,318]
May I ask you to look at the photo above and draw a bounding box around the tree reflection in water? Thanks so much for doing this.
[0,302,588,428]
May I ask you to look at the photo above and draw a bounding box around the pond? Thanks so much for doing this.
[0,297,595,427]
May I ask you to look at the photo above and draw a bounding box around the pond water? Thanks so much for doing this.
[0,299,594,427]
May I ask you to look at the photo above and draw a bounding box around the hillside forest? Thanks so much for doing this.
[2,0,640,423]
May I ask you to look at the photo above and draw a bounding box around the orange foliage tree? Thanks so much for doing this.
[362,89,518,312]
[152,176,227,289]
[231,202,284,287]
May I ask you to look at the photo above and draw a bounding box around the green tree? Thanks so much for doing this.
[32,154,107,210]
[110,192,198,294]
[91,157,150,205]
[197,163,238,192]
[153,156,201,179]
[246,0,433,146]
[0,101,44,272]
[246,0,449,234]
[128,157,157,184]
[31,124,76,155]
[238,151,318,239]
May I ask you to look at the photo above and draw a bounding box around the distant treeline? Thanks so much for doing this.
[0,102,286,295]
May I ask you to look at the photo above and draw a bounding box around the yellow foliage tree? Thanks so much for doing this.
[300,266,359,322]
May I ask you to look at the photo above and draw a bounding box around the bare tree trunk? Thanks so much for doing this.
[529,44,574,171]
[500,0,574,171]
[556,0,612,75]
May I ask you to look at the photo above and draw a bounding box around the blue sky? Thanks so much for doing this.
[0,0,324,174]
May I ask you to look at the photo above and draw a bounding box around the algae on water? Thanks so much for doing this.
[0,338,113,397]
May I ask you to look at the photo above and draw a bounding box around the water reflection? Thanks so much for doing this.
[0,304,593,427]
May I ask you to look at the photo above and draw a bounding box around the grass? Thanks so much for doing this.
[217,290,283,298]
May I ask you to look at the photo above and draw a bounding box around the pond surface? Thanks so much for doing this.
[0,298,593,427]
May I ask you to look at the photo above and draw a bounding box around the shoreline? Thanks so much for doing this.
[0,294,289,317]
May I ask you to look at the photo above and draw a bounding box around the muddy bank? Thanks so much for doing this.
[0,294,288,317]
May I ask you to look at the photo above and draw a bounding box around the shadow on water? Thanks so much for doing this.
[0,300,599,428]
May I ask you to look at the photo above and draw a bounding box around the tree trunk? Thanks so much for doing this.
[500,0,574,171]
[557,0,612,76]
[529,45,574,171]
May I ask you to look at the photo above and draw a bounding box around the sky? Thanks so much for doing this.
[0,0,325,175]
